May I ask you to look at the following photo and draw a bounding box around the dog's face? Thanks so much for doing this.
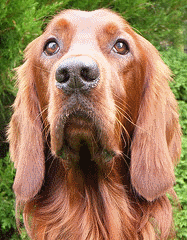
[9,9,181,205]
[30,9,143,166]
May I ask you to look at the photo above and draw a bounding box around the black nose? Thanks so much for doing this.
[55,56,100,93]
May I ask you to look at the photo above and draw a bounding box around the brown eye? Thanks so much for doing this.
[44,41,59,56]
[113,40,129,55]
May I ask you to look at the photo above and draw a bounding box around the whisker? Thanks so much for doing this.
[114,115,131,147]
[35,106,48,120]
[112,92,131,111]
[105,154,116,179]
[115,103,133,124]
[32,64,50,73]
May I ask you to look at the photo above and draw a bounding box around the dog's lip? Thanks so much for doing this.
[63,111,97,151]
[57,111,116,163]
[64,111,93,127]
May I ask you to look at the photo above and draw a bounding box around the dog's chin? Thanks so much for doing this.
[57,113,115,170]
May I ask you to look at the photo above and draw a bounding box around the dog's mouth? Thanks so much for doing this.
[57,111,115,170]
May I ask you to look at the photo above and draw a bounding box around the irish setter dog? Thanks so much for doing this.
[8,9,181,239]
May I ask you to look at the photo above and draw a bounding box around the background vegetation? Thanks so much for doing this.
[0,0,187,239]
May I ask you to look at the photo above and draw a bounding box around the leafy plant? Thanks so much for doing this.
[0,0,186,239]
[161,49,187,239]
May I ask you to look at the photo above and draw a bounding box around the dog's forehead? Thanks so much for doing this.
[48,9,128,34]
[61,9,121,22]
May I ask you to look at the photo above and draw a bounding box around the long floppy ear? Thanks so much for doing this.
[8,42,45,201]
[130,36,181,201]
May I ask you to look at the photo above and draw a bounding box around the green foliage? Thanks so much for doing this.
[161,49,187,102]
[0,154,18,239]
[161,49,187,239]
[0,154,29,239]
[0,0,187,239]
[174,136,187,239]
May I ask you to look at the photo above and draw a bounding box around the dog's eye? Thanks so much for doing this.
[113,40,129,55]
[44,41,59,56]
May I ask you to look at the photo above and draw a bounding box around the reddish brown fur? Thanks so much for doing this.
[8,9,181,239]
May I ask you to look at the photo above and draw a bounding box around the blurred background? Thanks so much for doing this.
[0,0,187,239]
